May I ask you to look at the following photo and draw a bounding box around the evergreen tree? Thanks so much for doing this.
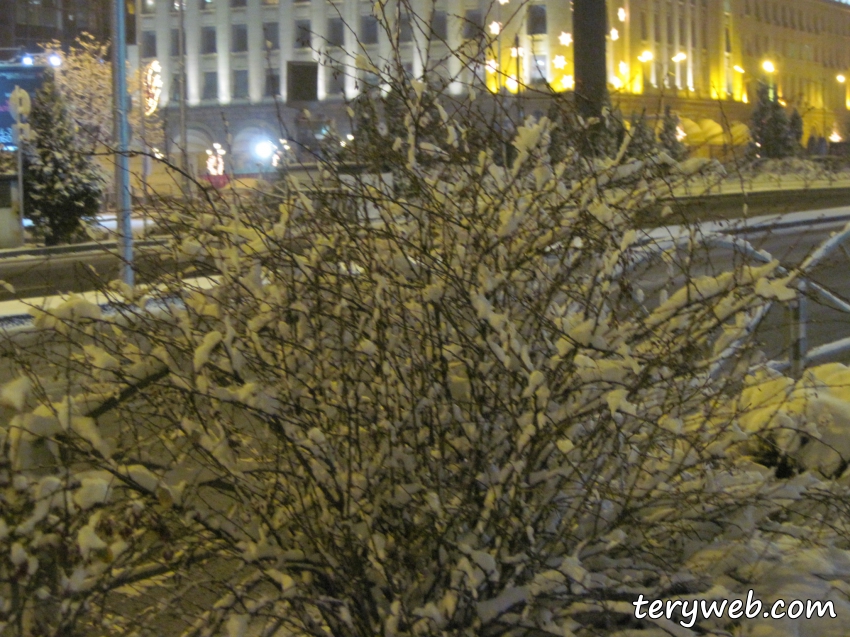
[659,104,687,160]
[789,108,804,151]
[624,111,657,159]
[749,82,795,159]
[23,75,104,245]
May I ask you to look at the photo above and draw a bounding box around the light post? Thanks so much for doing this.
[833,74,846,140]
[762,59,776,101]
[672,52,686,90]
[638,50,653,90]
[732,64,749,104]
[112,0,134,286]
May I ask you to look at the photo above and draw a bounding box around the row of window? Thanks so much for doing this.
[142,0,280,14]
[141,5,547,59]
[637,9,708,50]
[170,68,280,99]
[744,35,847,69]
[743,0,850,38]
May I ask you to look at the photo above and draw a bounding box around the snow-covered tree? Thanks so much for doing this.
[749,82,795,159]
[659,104,687,161]
[789,108,804,150]
[5,5,850,637]
[23,75,104,245]
[624,111,657,160]
[41,34,164,153]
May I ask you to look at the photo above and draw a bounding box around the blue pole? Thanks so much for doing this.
[113,0,134,286]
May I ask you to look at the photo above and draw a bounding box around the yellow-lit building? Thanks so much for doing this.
[477,0,850,150]
[140,0,850,174]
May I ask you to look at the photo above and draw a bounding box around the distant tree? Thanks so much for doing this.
[624,111,657,160]
[41,33,163,154]
[659,104,687,160]
[23,75,104,245]
[788,108,804,151]
[749,82,795,159]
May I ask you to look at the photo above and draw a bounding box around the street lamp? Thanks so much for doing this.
[638,50,654,89]
[762,60,776,100]
[672,52,686,89]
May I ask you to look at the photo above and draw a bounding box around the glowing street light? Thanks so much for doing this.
[255,140,275,159]
[610,28,619,41]
[486,59,498,73]
[21,56,33,66]
[638,50,654,63]
[762,60,775,74]
[553,55,567,70]
[618,7,626,21]
[48,54,62,67]
[489,21,502,35]
[672,52,687,63]
[733,65,745,74]
[838,74,846,84]
[558,32,572,46]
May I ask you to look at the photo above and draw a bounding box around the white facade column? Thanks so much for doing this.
[217,0,232,102]
[661,2,669,86]
[447,8,462,94]
[311,0,328,100]
[156,0,171,104]
[672,0,680,87]
[685,0,693,90]
[411,0,426,78]
[343,0,358,99]
[186,0,201,104]
[279,0,294,100]
[378,0,393,85]
[247,0,263,101]
[650,0,657,86]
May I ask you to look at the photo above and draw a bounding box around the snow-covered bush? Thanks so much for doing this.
[5,10,850,637]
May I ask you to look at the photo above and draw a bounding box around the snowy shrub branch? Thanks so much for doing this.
[3,5,850,637]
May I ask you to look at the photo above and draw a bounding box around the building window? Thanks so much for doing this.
[232,24,248,52]
[265,69,280,96]
[232,69,249,98]
[201,26,216,54]
[527,5,546,35]
[231,0,246,7]
[361,15,378,44]
[142,30,157,58]
[399,13,412,42]
[530,53,547,82]
[327,64,345,94]
[262,0,278,5]
[141,0,155,15]
[463,9,483,39]
[359,68,380,88]
[170,28,180,56]
[431,11,447,40]
[199,0,214,10]
[327,17,345,47]
[172,73,183,98]
[640,11,647,39]
[202,71,217,99]
[263,22,279,50]
[295,20,311,48]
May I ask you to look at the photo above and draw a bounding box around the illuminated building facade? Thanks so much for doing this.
[138,0,850,174]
